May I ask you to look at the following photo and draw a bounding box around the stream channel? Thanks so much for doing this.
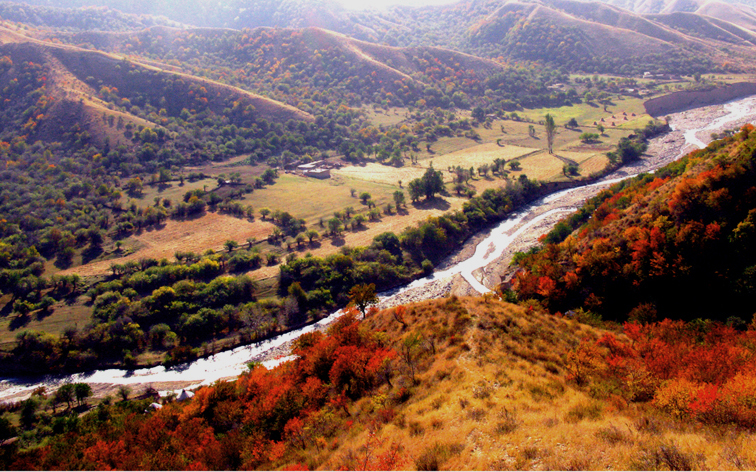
[3,95,756,401]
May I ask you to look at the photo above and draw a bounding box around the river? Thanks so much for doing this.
[2,95,756,402]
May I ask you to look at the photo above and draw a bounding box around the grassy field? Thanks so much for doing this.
[133,178,216,207]
[238,173,400,226]
[430,143,538,170]
[65,100,643,282]
[61,212,277,277]
[333,163,427,187]
[0,294,93,347]
[519,96,651,128]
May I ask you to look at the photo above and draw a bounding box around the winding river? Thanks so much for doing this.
[3,95,756,401]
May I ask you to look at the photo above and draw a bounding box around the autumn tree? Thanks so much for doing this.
[348,283,379,317]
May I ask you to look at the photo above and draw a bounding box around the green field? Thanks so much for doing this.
[237,173,401,226]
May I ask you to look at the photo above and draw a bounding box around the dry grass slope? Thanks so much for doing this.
[280,296,756,471]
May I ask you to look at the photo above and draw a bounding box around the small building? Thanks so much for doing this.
[303,168,331,179]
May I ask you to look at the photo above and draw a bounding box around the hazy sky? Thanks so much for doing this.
[336,0,459,10]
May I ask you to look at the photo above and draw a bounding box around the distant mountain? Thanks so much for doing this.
[0,1,182,31]
[4,0,756,74]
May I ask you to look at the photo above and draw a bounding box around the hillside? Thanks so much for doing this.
[0,25,313,146]
[6,0,756,74]
[0,1,181,31]
[3,296,756,469]
[44,24,572,113]
[513,123,756,323]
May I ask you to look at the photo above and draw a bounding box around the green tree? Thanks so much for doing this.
[472,106,486,122]
[545,113,557,154]
[74,383,92,407]
[224,240,239,252]
[408,179,423,203]
[393,190,405,208]
[348,283,379,317]
[421,166,444,200]
[328,218,343,236]
[305,229,320,243]
[359,192,372,204]
[55,384,75,410]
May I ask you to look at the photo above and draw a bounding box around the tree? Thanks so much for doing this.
[408,179,423,203]
[224,240,239,252]
[597,124,605,135]
[472,106,485,122]
[348,283,379,317]
[421,166,444,200]
[393,190,405,208]
[260,208,271,220]
[328,218,343,236]
[545,113,557,154]
[508,160,522,171]
[118,385,131,401]
[566,117,579,129]
[55,384,75,410]
[359,192,372,204]
[305,229,320,243]
[74,383,92,407]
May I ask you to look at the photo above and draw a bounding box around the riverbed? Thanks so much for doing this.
[2,95,756,403]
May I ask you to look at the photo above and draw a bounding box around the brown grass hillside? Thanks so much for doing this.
[273,295,756,470]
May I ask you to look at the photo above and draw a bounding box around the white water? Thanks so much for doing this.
[3,95,756,401]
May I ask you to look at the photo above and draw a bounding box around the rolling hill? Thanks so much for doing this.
[0,24,314,149]
[5,0,756,74]
[513,124,756,323]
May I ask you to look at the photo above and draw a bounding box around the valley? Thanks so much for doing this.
[1,93,753,404]
[2,0,756,468]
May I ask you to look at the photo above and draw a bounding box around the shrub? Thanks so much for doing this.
[564,400,604,423]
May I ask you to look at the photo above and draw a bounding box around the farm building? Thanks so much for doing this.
[303,168,331,179]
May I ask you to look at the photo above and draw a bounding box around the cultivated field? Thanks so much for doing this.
[61,212,276,277]
[429,143,538,170]
[333,163,427,186]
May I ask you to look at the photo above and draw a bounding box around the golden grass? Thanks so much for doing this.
[61,212,276,277]
[430,142,538,169]
[332,162,427,186]
[277,296,756,471]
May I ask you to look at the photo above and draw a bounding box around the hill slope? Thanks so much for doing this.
[3,296,755,469]
[0,25,312,147]
[6,0,756,74]
[513,124,756,322]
